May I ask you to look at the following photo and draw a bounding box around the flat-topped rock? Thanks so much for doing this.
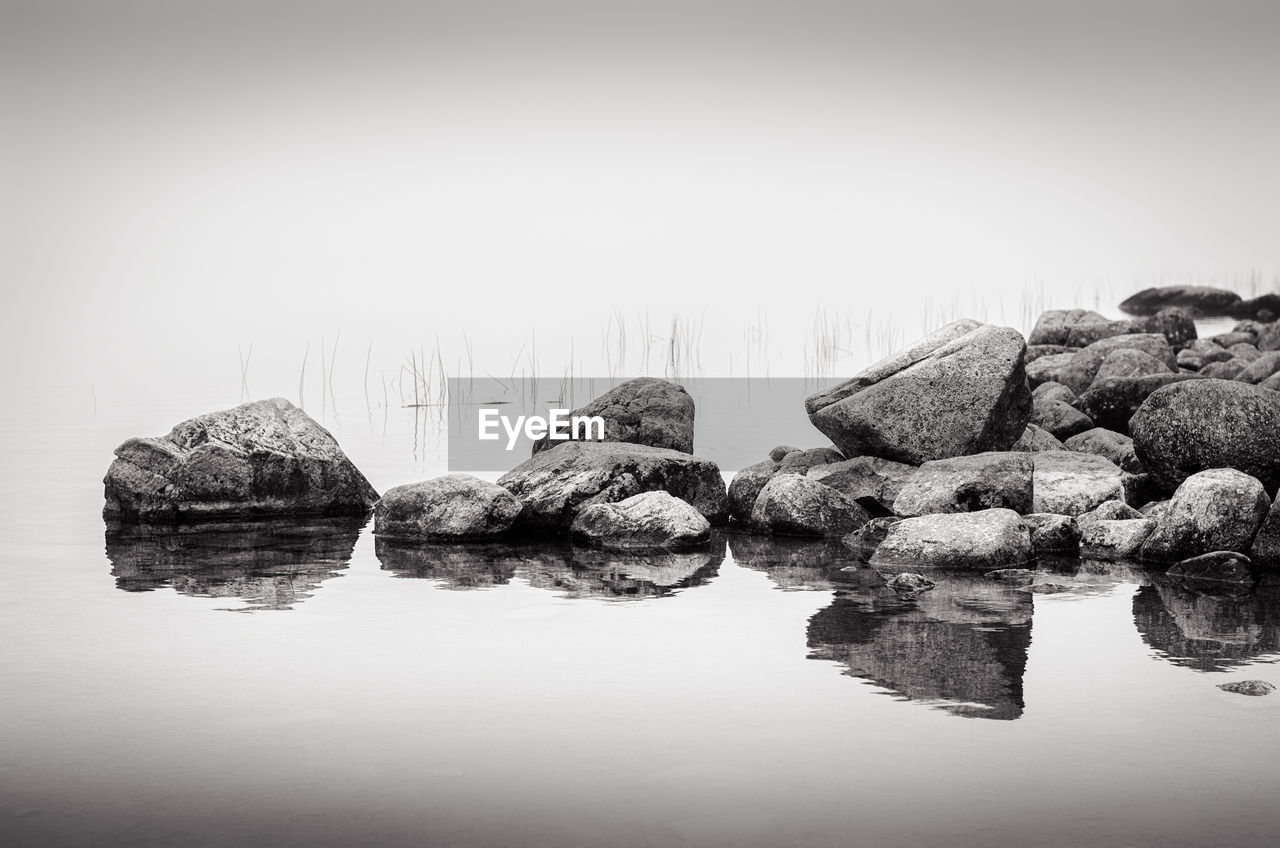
[870,508,1032,569]
[1031,451,1126,517]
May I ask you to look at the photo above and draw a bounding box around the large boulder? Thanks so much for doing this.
[374,474,521,540]
[1130,379,1280,490]
[1057,335,1177,395]
[102,398,378,522]
[749,474,870,537]
[1140,468,1270,561]
[530,377,695,455]
[1031,451,1126,516]
[804,320,1031,464]
[498,441,727,532]
[1027,309,1108,345]
[1076,374,1203,434]
[571,491,711,551]
[891,452,1033,517]
[869,508,1033,569]
[1118,285,1242,316]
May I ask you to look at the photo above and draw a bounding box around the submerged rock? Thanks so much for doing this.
[102,398,378,522]
[870,508,1033,569]
[1118,285,1242,316]
[1167,551,1255,585]
[1140,468,1270,561]
[498,441,727,532]
[892,452,1032,517]
[1031,451,1126,517]
[530,377,695,455]
[1217,680,1276,696]
[571,491,711,551]
[374,474,521,540]
[805,320,1031,464]
[885,572,936,598]
[750,474,870,537]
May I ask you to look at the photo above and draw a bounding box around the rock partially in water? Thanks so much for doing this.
[984,567,1037,584]
[1058,335,1177,395]
[750,474,870,538]
[498,441,727,532]
[727,459,779,524]
[1031,395,1094,441]
[374,537,522,589]
[571,491,711,551]
[1028,308,1108,346]
[1217,680,1276,696]
[374,474,522,540]
[805,320,1031,464]
[1031,451,1126,517]
[891,452,1033,518]
[1118,285,1243,316]
[1011,424,1067,452]
[1076,374,1204,434]
[1249,490,1280,567]
[1078,518,1155,560]
[103,398,378,522]
[870,508,1032,569]
[1167,551,1256,585]
[1131,379,1280,490]
[842,516,902,559]
[885,572,936,598]
[1140,468,1270,561]
[1021,513,1080,554]
[530,377,695,455]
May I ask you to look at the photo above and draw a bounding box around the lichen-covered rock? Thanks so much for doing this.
[571,491,711,551]
[805,320,1031,464]
[1093,348,1173,382]
[1130,379,1280,490]
[102,398,378,522]
[1118,285,1242,316]
[1058,335,1177,395]
[726,459,778,524]
[530,377,695,455]
[1011,424,1067,452]
[1064,428,1141,472]
[1140,468,1270,561]
[1031,395,1094,440]
[1076,374,1204,434]
[750,474,870,537]
[1028,309,1108,345]
[374,474,521,540]
[1065,319,1145,348]
[1079,518,1155,560]
[498,441,727,532]
[1031,451,1126,516]
[1021,513,1079,553]
[870,508,1033,569]
[891,452,1032,517]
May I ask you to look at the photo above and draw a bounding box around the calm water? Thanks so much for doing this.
[5,344,1280,847]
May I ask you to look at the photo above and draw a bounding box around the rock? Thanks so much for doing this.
[769,445,801,462]
[530,377,695,455]
[1011,424,1067,452]
[1167,551,1255,585]
[1026,352,1076,388]
[1031,396,1094,440]
[102,398,378,522]
[1079,518,1155,560]
[374,474,521,540]
[498,441,728,532]
[1139,499,1169,519]
[570,491,711,551]
[807,455,916,513]
[1234,351,1280,384]
[1028,309,1108,345]
[726,460,778,524]
[1093,348,1173,382]
[870,508,1033,569]
[1033,381,1079,405]
[1248,490,1280,566]
[1177,349,1205,371]
[984,568,1037,583]
[777,447,845,474]
[885,572,936,598]
[1031,451,1126,516]
[1079,499,1143,524]
[891,452,1033,517]
[1210,331,1256,348]
[842,516,902,559]
[1022,513,1079,553]
[750,474,870,537]
[1122,471,1164,508]
[1118,285,1242,316]
[1200,360,1246,380]
[1227,343,1261,362]
[1076,374,1204,434]
[1260,372,1280,392]
[1130,379,1280,490]
[805,320,1032,464]
[1026,344,1077,363]
[1058,334,1177,395]
[1233,320,1266,339]
[1143,307,1198,350]
[1065,319,1146,348]
[1064,428,1141,472]
[1026,582,1073,594]
[1136,468,1270,561]
[1258,322,1280,352]
[1217,680,1276,696]
[1231,294,1280,322]
[1187,338,1230,355]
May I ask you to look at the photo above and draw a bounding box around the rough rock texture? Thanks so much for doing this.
[1217,680,1275,696]
[1031,451,1126,516]
[570,491,711,551]
[1064,428,1141,472]
[1076,374,1204,434]
[805,320,1032,464]
[1228,343,1262,362]
[769,445,802,462]
[891,452,1033,517]
[842,516,901,559]
[498,441,728,532]
[374,474,521,540]
[1058,335,1177,395]
[1031,395,1094,440]
[726,459,778,524]
[1026,353,1075,388]
[1065,319,1145,348]
[1200,360,1246,381]
[1033,381,1079,405]
[1259,322,1280,352]
[1079,499,1143,524]
[885,572,936,598]
[807,455,916,512]
[1093,348,1173,382]
[1234,351,1280,384]
[1130,379,1280,490]
[1079,518,1155,560]
[1143,307,1198,350]
[750,474,870,537]
[1026,344,1076,363]
[530,377,695,455]
[1139,469,1270,561]
[1022,513,1079,553]
[1260,372,1280,392]
[1011,424,1067,452]
[1118,285,1242,316]
[102,398,378,522]
[1167,551,1255,585]
[870,508,1033,569]
[777,447,845,474]
[1248,490,1280,566]
[1028,309,1108,345]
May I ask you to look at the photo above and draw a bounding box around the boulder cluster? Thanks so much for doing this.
[101,286,1280,583]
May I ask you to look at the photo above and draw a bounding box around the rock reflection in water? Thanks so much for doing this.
[105,517,363,610]
[1133,574,1280,671]
[807,574,1033,720]
[375,538,520,589]
[727,533,875,591]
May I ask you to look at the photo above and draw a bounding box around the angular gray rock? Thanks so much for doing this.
[750,474,870,537]
[807,455,917,512]
[1031,451,1126,516]
[1130,379,1280,490]
[570,491,711,551]
[891,452,1032,517]
[374,474,521,540]
[805,320,1031,464]
[1078,518,1155,560]
[1078,499,1143,524]
[885,572,936,598]
[531,377,695,455]
[1031,395,1094,441]
[1140,468,1269,561]
[1118,285,1242,316]
[102,398,378,522]
[870,508,1033,569]
[1058,335,1177,395]
[1026,352,1075,388]
[498,441,728,532]
[1011,424,1067,452]
[1027,309,1108,345]
[1022,513,1079,553]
